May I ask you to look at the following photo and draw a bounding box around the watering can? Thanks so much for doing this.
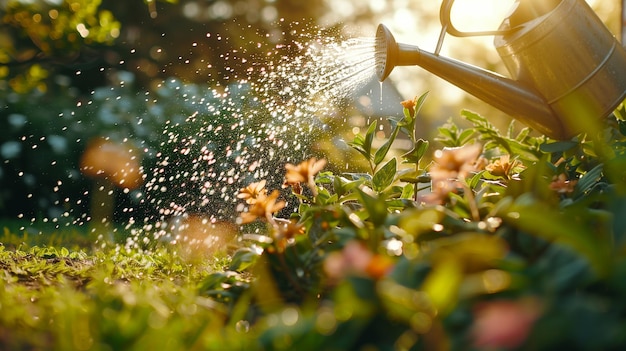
[375,0,626,139]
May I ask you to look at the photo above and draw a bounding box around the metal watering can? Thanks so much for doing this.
[375,0,626,139]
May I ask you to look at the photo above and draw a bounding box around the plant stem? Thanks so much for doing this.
[462,182,480,221]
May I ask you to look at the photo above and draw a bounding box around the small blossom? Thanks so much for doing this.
[472,298,542,349]
[549,174,577,194]
[401,98,416,117]
[422,144,482,205]
[278,219,305,240]
[365,254,395,279]
[474,156,488,172]
[485,155,521,180]
[238,189,285,224]
[237,180,267,204]
[269,219,306,252]
[284,158,326,196]
[285,158,326,185]
[430,144,482,182]
[323,241,394,283]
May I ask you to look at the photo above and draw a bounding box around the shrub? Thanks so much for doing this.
[217,95,626,350]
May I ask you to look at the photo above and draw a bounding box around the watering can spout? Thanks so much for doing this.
[375,24,564,139]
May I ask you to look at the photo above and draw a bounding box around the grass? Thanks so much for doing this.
[0,222,251,351]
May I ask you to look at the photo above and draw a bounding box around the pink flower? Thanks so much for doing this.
[421,144,483,204]
[549,174,577,194]
[323,241,394,282]
[430,144,482,182]
[472,298,542,349]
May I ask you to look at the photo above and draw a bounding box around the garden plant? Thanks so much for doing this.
[2,93,626,350]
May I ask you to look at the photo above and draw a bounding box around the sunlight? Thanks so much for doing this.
[449,0,516,34]
[441,0,605,35]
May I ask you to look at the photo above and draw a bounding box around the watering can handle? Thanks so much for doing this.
[439,0,515,37]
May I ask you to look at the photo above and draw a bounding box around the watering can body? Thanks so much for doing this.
[376,0,626,139]
[495,0,626,138]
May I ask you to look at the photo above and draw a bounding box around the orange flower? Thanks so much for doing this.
[401,98,416,117]
[278,219,305,239]
[549,174,577,194]
[323,241,394,282]
[285,158,326,185]
[270,219,306,252]
[284,158,326,196]
[238,189,285,224]
[430,143,482,182]
[365,254,395,280]
[80,138,143,189]
[485,154,521,180]
[422,144,482,205]
[237,180,267,204]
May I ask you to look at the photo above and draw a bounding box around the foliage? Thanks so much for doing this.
[0,0,333,94]
[3,98,626,350]
[0,0,121,92]
[218,97,626,350]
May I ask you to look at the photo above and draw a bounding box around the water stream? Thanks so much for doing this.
[5,24,380,251]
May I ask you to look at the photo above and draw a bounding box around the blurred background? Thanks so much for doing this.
[0,0,622,226]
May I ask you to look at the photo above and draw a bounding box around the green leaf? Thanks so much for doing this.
[461,110,541,162]
[540,141,579,153]
[573,163,603,198]
[401,183,415,199]
[346,134,370,161]
[502,194,611,275]
[401,106,415,126]
[414,91,429,116]
[398,169,427,183]
[457,129,476,145]
[515,126,531,141]
[436,126,458,146]
[374,126,399,166]
[462,109,493,129]
[373,157,397,193]
[198,272,230,291]
[364,120,377,159]
[505,139,541,162]
[356,188,388,227]
[402,139,429,164]
[229,248,260,272]
[316,187,338,205]
[333,174,345,197]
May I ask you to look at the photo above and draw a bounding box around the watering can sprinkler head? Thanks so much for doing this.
[375,24,398,82]
[375,24,423,82]
[374,0,626,140]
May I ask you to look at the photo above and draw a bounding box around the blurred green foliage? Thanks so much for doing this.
[3,0,626,349]
[1,0,120,92]
[0,0,332,93]
[3,100,626,350]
